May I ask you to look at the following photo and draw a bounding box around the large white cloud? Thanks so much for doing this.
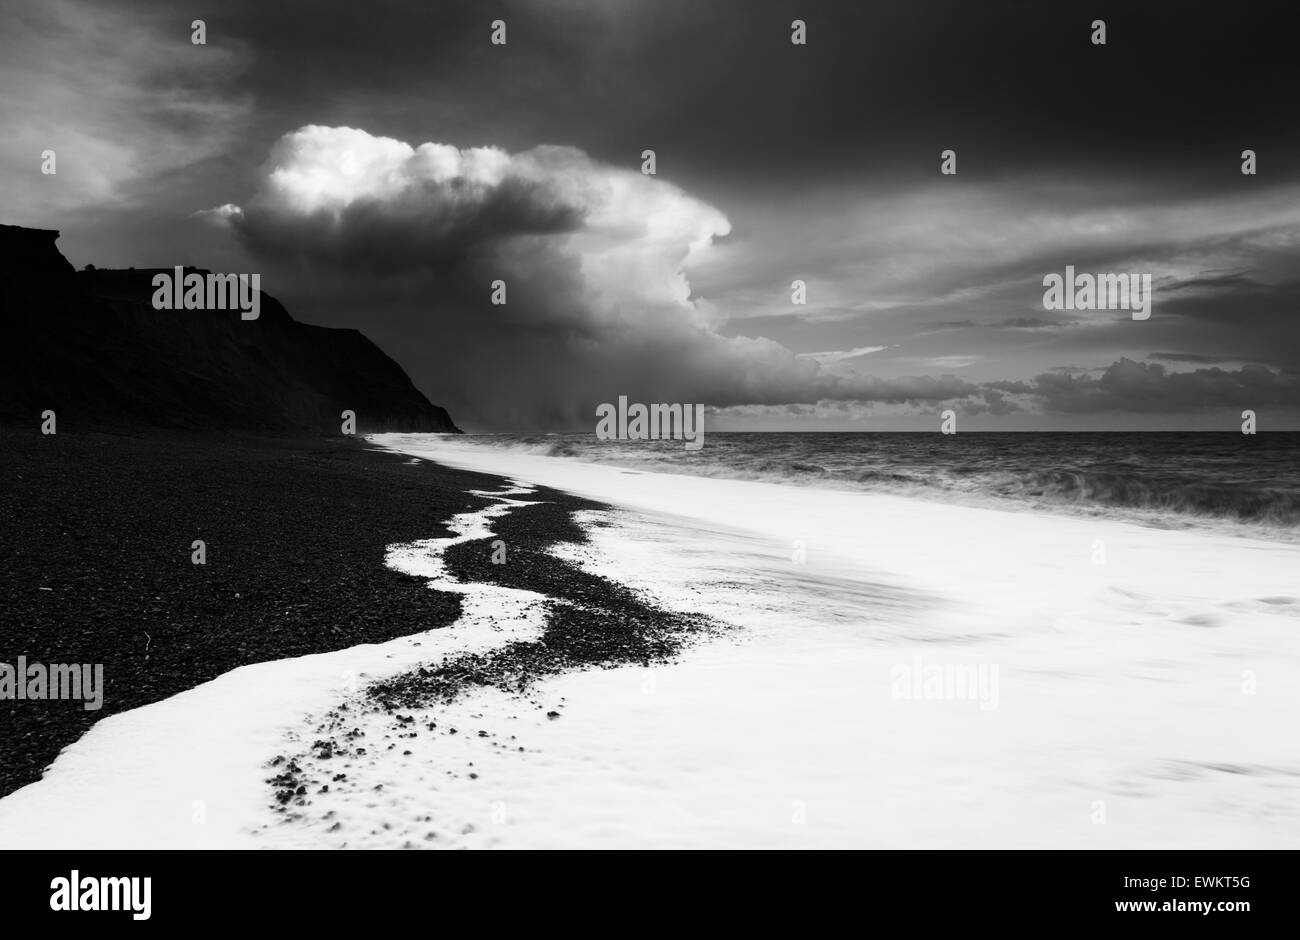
[207,126,981,427]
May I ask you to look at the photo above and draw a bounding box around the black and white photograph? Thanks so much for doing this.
[0,0,1294,921]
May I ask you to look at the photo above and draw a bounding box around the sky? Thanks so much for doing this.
[3,0,1298,430]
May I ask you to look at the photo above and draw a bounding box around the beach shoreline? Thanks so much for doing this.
[5,428,1300,848]
[356,433,1300,849]
[0,427,676,804]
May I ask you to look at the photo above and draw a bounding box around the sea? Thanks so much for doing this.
[425,431,1300,538]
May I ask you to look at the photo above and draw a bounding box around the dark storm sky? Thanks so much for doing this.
[3,0,1298,429]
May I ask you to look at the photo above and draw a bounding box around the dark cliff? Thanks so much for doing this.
[0,224,460,434]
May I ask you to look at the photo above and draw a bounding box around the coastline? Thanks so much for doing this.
[0,427,681,805]
[5,429,1300,848]
[358,433,1300,848]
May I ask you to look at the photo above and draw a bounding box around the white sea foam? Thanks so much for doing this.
[349,432,1300,848]
[0,481,549,849]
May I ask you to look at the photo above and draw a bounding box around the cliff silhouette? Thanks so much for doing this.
[0,224,459,433]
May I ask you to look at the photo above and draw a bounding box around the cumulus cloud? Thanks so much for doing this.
[207,127,1300,428]
[219,127,595,273]
[211,126,989,427]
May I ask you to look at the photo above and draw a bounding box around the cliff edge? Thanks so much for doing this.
[0,224,460,434]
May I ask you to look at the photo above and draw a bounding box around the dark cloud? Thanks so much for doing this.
[1147,352,1232,364]
[87,0,1300,196]
[1029,359,1300,413]
[933,316,1078,331]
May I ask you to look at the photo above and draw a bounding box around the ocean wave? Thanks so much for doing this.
[989,470,1300,527]
[436,433,1300,536]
